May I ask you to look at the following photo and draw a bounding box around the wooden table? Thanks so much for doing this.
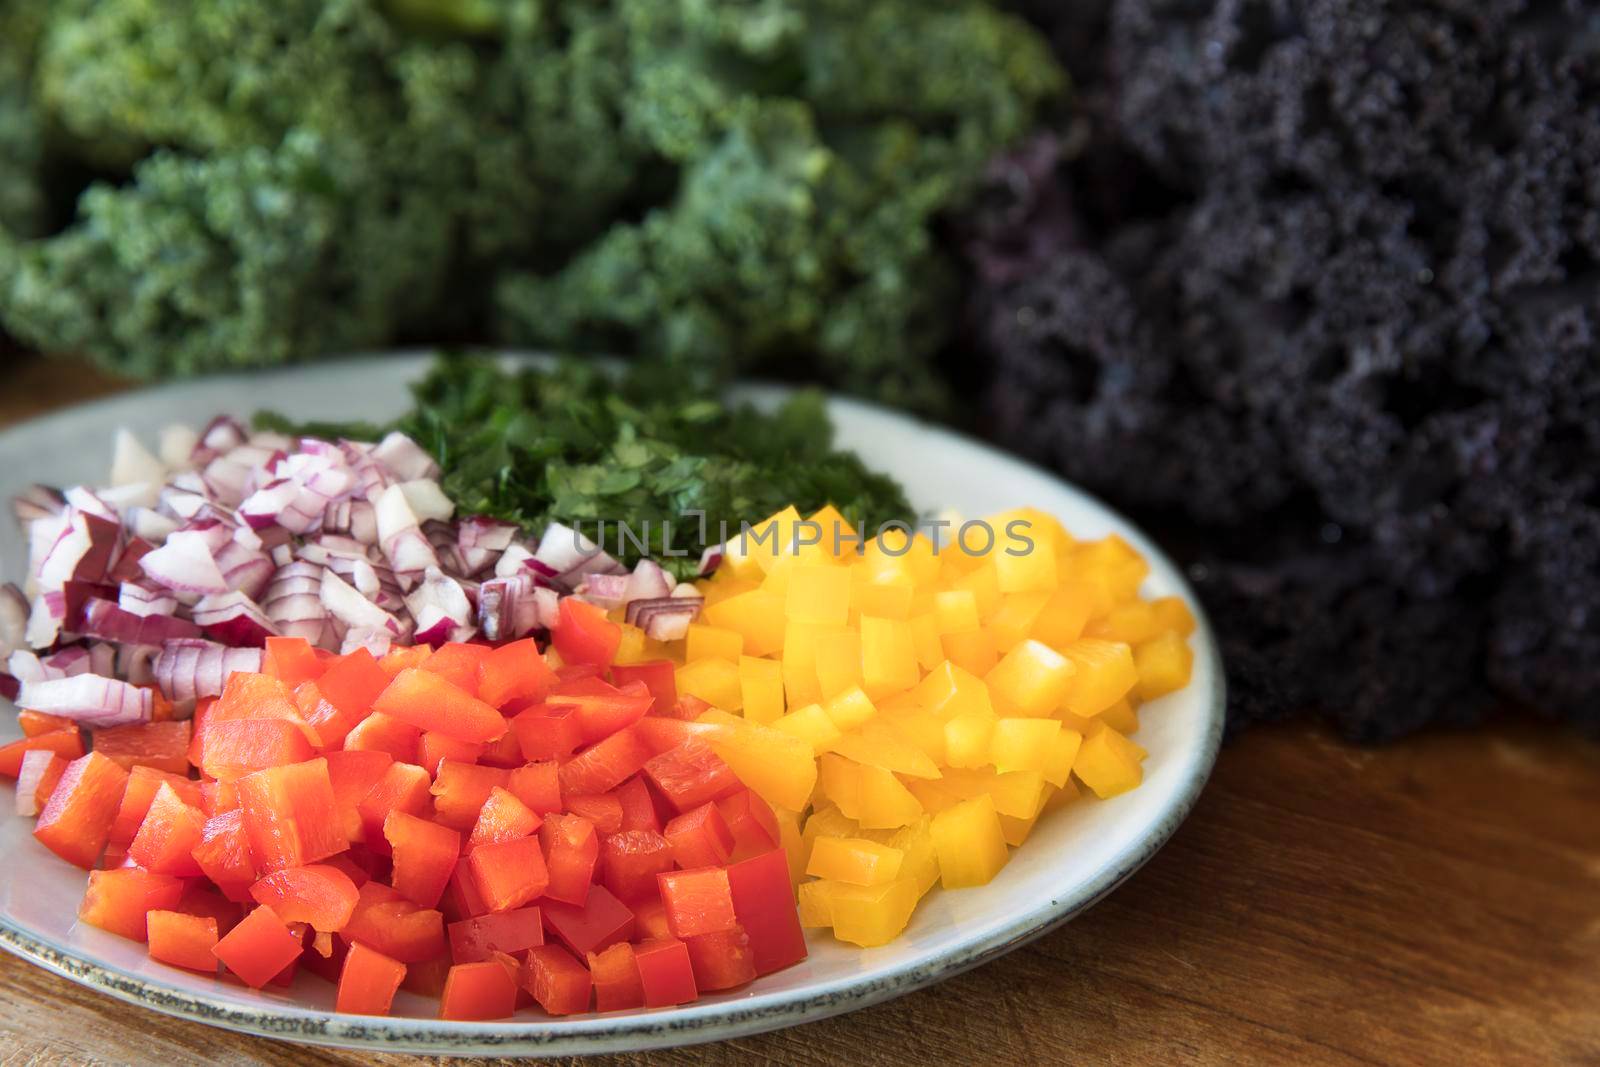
[3,354,1597,1066]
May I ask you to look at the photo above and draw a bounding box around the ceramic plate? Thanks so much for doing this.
[0,353,1225,1056]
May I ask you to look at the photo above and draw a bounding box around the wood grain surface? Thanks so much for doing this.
[2,354,1597,1067]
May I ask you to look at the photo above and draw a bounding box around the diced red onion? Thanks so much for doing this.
[42,645,91,677]
[88,643,116,676]
[477,574,538,642]
[249,431,294,452]
[98,481,161,513]
[340,627,394,658]
[320,568,401,634]
[239,480,322,534]
[154,638,262,704]
[698,544,724,577]
[398,480,454,523]
[110,429,165,488]
[159,424,200,468]
[16,750,61,816]
[339,441,389,501]
[107,539,156,585]
[458,518,518,576]
[18,673,152,727]
[193,591,278,647]
[624,595,703,642]
[79,598,202,646]
[624,559,673,603]
[11,485,65,525]
[36,510,122,593]
[579,573,629,611]
[192,416,248,465]
[372,432,440,483]
[119,582,178,619]
[25,592,64,649]
[495,543,535,579]
[115,644,161,687]
[406,567,474,646]
[127,507,179,542]
[178,517,235,554]
[0,673,17,702]
[63,487,119,525]
[0,584,27,659]
[8,650,46,684]
[140,530,229,598]
[213,540,273,600]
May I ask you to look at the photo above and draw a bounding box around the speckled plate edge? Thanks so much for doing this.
[0,354,1226,1057]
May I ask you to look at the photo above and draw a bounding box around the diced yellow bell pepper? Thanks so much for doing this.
[993,527,1057,594]
[1045,776,1081,810]
[1135,631,1194,700]
[675,656,742,711]
[738,655,785,724]
[930,795,1009,889]
[943,713,994,769]
[955,561,1001,618]
[912,660,994,721]
[885,818,940,896]
[817,753,862,818]
[988,507,1074,556]
[814,630,863,699]
[802,805,860,850]
[986,591,1053,652]
[1041,728,1084,788]
[831,726,940,780]
[1073,727,1143,798]
[806,504,856,559]
[940,629,1000,677]
[881,711,946,766]
[997,789,1049,846]
[939,767,1047,819]
[1084,601,1163,645]
[876,690,924,715]
[986,639,1077,717]
[785,560,852,625]
[687,623,744,663]
[796,880,836,928]
[1093,721,1148,763]
[751,504,805,574]
[856,766,924,830]
[863,528,939,588]
[989,718,1063,775]
[703,588,787,656]
[823,686,877,733]
[1151,595,1197,636]
[704,718,818,812]
[774,806,806,887]
[1030,581,1094,649]
[774,702,841,754]
[859,615,920,698]
[1097,697,1139,735]
[698,573,760,606]
[782,659,823,710]
[826,877,921,947]
[933,590,981,634]
[851,569,915,621]
[908,613,944,672]
[903,776,965,815]
[806,836,905,886]
[759,556,796,597]
[1058,639,1139,716]
[780,619,835,707]
[612,624,650,665]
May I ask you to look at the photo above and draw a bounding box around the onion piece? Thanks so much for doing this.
[159,424,200,468]
[320,568,400,634]
[118,582,178,619]
[579,573,629,611]
[398,480,455,523]
[42,645,91,677]
[80,598,203,646]
[0,584,27,660]
[127,507,179,543]
[698,544,724,577]
[14,749,56,815]
[154,639,263,704]
[193,591,278,647]
[110,429,165,488]
[340,627,395,657]
[405,567,474,646]
[624,595,703,642]
[11,485,65,525]
[18,673,152,727]
[623,559,673,603]
[140,530,229,599]
[372,432,440,483]
[25,592,65,649]
[495,543,535,579]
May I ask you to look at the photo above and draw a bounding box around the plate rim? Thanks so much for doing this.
[0,352,1226,1056]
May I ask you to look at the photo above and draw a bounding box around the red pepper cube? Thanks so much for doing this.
[356,761,432,849]
[109,765,202,846]
[552,597,622,668]
[324,749,394,844]
[632,898,672,941]
[447,907,545,964]
[16,710,74,737]
[599,830,674,904]
[548,677,654,745]
[293,680,361,751]
[418,731,487,776]
[34,751,129,868]
[93,720,192,775]
[564,792,623,835]
[662,802,735,870]
[378,645,431,677]
[263,636,325,689]
[250,864,361,932]
[336,942,407,1016]
[213,904,304,988]
[384,811,460,909]
[316,647,392,721]
[300,931,349,985]
[372,668,506,745]
[612,775,662,834]
[477,729,526,769]
[478,638,557,710]
[439,960,518,1020]
[558,726,653,797]
[467,786,541,850]
[725,847,808,975]
[540,884,635,959]
[716,788,782,860]
[684,925,757,991]
[643,739,742,814]
[633,937,698,1007]
[442,865,491,923]
[506,761,563,815]
[192,808,258,891]
[587,941,645,1012]
[342,883,448,964]
[609,660,677,716]
[521,943,592,1016]
[147,910,219,973]
[176,883,243,936]
[539,814,599,907]
[510,705,583,762]
[421,643,493,697]
[0,728,85,777]
[343,712,420,764]
[128,781,206,877]
[201,718,316,781]
[658,867,739,939]
[430,760,511,830]
[78,867,185,941]
[236,757,348,872]
[467,835,550,913]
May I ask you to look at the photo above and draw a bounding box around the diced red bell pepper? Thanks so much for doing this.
[147,910,219,973]
[658,867,739,939]
[609,661,677,717]
[342,711,421,763]
[665,694,714,721]
[507,761,563,815]
[192,808,258,892]
[442,864,491,923]
[564,793,624,835]
[552,598,622,668]
[34,751,129,868]
[662,802,735,870]
[250,864,361,931]
[209,673,321,749]
[108,766,199,846]
[421,642,492,695]
[684,925,757,991]
[316,647,392,720]
[401,953,453,998]
[540,884,635,958]
[324,749,394,844]
[440,959,519,1020]
[447,907,544,964]
[128,781,206,877]
[477,638,557,711]
[372,668,507,744]
[199,779,239,817]
[632,715,714,755]
[476,728,525,769]
[521,943,592,1016]
[342,882,448,963]
[587,941,645,1012]
[301,930,349,984]
[644,739,742,813]
[716,788,782,860]
[725,847,808,976]
[357,761,433,850]
[547,677,653,744]
[633,937,698,1007]
[558,726,653,797]
[17,710,74,737]
[94,720,194,776]
[336,941,407,1016]
[600,830,674,904]
[77,867,184,940]
[16,749,66,816]
[0,728,85,778]
[187,698,215,768]
[430,761,511,830]
[385,810,460,909]
[467,835,549,913]
[319,851,373,890]
[262,636,326,689]
[201,719,315,781]
[177,882,243,936]
[632,898,673,941]
[613,775,663,834]
[467,786,541,850]
[510,705,583,762]
[293,680,362,751]
[235,757,348,872]
[540,814,599,907]
[378,645,431,677]
[418,731,487,776]
[213,904,304,988]
[555,662,604,683]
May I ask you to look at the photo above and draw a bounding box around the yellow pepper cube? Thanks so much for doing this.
[774,702,842,754]
[781,619,835,704]
[856,766,925,829]
[704,719,818,812]
[1093,721,1148,763]
[864,528,939,588]
[1030,582,1094,649]
[612,624,649,665]
[986,639,1076,717]
[806,836,905,886]
[773,806,806,887]
[913,660,994,721]
[687,623,743,663]
[851,569,915,621]
[1098,698,1139,735]
[1135,631,1194,701]
[1073,727,1143,798]
[933,590,981,634]
[806,504,855,559]
[955,561,1001,618]
[987,591,1053,652]
[940,767,1047,819]
[703,588,787,656]
[908,613,943,672]
[1045,777,1081,810]
[699,573,759,605]
[802,805,860,850]
[886,818,940,896]
[993,528,1057,594]
[814,630,863,700]
[796,881,836,928]
[823,686,877,733]
[881,711,946,766]
[943,713,994,769]
[752,505,805,574]
[675,657,742,712]
[831,726,941,780]
[738,656,786,724]
[817,753,862,819]
[997,794,1049,847]
[782,659,823,710]
[1085,601,1162,645]
[941,629,999,676]
[930,795,1010,889]
[859,615,920,698]
[1041,728,1084,788]
[903,776,965,815]
[785,561,852,625]
[1058,639,1140,716]
[826,878,921,947]
[989,718,1063,775]
[759,556,795,597]
[1152,595,1197,636]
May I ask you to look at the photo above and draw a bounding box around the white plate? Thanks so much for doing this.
[0,353,1225,1056]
